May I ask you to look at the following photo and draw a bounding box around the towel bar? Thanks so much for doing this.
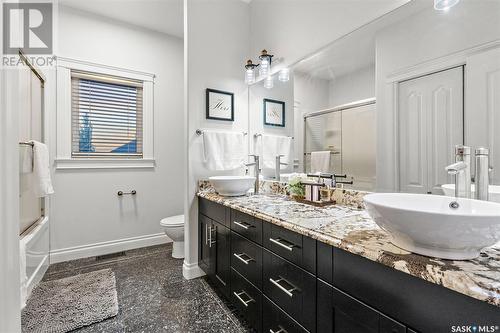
[253,133,294,139]
[196,129,247,136]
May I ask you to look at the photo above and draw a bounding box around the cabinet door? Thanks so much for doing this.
[199,214,213,275]
[332,287,379,333]
[214,221,231,298]
[399,66,463,194]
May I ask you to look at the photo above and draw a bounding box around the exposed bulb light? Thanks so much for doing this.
[244,59,258,85]
[434,0,460,11]
[264,75,274,89]
[259,49,274,77]
[278,68,290,82]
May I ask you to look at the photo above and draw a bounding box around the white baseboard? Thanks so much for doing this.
[182,261,205,280]
[50,233,170,264]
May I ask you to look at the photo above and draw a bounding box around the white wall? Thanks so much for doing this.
[329,65,375,107]
[184,0,250,278]
[249,74,294,176]
[48,6,184,260]
[376,0,500,192]
[0,5,22,326]
[249,0,409,69]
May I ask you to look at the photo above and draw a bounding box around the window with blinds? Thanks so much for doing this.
[71,71,143,158]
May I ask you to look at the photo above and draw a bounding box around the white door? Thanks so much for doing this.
[399,67,464,194]
[466,48,500,185]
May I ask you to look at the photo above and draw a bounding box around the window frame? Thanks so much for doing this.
[55,57,155,169]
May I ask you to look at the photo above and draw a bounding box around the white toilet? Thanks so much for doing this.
[160,214,185,259]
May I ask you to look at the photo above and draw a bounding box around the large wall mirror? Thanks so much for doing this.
[247,0,500,194]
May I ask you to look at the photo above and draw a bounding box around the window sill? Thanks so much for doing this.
[55,158,155,170]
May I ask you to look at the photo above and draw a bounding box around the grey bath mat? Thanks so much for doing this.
[22,269,119,333]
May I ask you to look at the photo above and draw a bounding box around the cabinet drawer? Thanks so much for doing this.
[199,197,230,227]
[263,250,316,332]
[263,296,308,333]
[231,231,263,289]
[263,223,316,274]
[231,210,263,245]
[231,268,262,332]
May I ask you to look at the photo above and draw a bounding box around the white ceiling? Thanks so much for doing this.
[293,0,428,80]
[59,0,184,38]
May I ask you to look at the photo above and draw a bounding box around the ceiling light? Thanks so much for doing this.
[244,60,259,85]
[434,0,460,11]
[259,49,274,77]
[278,68,290,82]
[264,75,274,89]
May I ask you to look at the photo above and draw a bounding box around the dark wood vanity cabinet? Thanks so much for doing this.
[198,198,231,299]
[198,198,500,333]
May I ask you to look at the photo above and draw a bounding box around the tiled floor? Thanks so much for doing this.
[42,244,247,333]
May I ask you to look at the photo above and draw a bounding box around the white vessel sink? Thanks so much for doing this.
[209,176,255,197]
[364,193,500,260]
[442,184,500,203]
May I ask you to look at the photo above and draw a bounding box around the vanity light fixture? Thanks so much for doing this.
[434,0,460,11]
[264,75,274,89]
[259,49,274,77]
[244,59,259,84]
[278,68,290,82]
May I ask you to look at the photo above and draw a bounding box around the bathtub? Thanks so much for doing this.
[20,216,49,308]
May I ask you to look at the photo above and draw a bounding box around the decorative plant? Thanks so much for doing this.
[288,176,305,198]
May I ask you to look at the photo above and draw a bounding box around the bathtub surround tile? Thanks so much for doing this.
[197,190,500,307]
[41,244,246,333]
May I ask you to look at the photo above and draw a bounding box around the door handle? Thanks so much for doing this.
[269,326,288,333]
[269,237,296,251]
[269,277,299,297]
[233,290,255,307]
[233,252,254,265]
[233,220,253,230]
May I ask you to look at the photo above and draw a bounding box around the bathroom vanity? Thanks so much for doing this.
[197,190,499,333]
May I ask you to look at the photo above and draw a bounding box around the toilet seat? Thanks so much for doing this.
[160,214,184,228]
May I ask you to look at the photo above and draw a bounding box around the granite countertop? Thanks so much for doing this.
[197,190,500,308]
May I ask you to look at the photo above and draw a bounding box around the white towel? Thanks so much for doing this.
[259,135,292,171]
[31,140,54,197]
[311,151,331,173]
[19,145,33,174]
[203,130,246,171]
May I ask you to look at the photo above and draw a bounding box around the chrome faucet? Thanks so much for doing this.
[275,155,288,181]
[475,147,491,201]
[446,145,471,199]
[245,155,261,194]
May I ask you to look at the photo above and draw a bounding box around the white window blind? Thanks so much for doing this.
[71,71,143,158]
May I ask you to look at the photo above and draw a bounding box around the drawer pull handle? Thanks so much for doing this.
[269,277,299,297]
[270,326,288,333]
[233,220,253,229]
[233,252,255,265]
[233,290,255,307]
[269,237,296,251]
[209,225,216,247]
